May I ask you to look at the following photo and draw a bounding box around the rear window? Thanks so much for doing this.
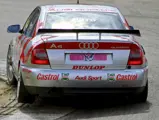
[44,12,126,29]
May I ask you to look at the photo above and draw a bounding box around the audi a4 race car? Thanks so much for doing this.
[6,4,148,103]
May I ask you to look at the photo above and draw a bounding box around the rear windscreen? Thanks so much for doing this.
[44,12,126,29]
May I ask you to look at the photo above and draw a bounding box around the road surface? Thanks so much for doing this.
[0,0,159,119]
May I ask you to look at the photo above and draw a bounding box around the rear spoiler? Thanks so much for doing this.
[37,29,141,40]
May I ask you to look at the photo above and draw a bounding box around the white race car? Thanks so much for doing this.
[6,4,148,103]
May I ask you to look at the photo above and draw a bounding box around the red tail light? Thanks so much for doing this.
[127,44,144,65]
[31,43,49,65]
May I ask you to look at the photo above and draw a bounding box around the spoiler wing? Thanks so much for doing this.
[37,29,141,40]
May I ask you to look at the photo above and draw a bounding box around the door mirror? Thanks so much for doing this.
[129,26,134,30]
[7,24,21,33]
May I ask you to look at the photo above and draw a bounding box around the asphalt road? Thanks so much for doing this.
[0,0,159,119]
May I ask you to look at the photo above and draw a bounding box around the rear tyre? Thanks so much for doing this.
[130,81,148,103]
[17,75,35,104]
[137,81,148,103]
[6,45,17,86]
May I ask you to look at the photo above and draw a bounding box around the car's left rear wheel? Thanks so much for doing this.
[6,45,17,86]
[17,75,35,104]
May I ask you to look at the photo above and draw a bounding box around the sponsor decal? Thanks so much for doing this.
[48,7,56,11]
[110,46,129,49]
[37,73,59,80]
[22,68,32,73]
[107,73,115,81]
[72,18,96,22]
[116,74,138,80]
[48,8,73,12]
[50,43,62,49]
[22,68,32,80]
[48,8,116,12]
[72,65,105,70]
[75,76,102,81]
[61,73,69,80]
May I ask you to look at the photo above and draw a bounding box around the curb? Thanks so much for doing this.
[0,76,7,82]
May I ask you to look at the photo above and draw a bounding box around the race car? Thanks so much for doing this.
[6,4,148,104]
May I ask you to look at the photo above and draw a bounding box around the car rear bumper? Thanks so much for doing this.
[21,66,148,95]
[26,86,145,97]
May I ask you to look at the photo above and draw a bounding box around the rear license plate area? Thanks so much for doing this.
[70,53,107,61]
[65,53,113,64]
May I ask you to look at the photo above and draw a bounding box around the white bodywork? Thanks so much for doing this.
[8,4,148,96]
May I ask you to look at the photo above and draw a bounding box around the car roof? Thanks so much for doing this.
[40,4,120,13]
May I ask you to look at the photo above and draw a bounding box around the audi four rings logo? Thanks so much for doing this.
[79,42,99,49]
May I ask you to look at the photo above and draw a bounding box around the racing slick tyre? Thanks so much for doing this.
[17,75,35,104]
[130,80,148,103]
[6,45,17,86]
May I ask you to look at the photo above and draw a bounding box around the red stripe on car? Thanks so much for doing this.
[19,36,27,47]
[20,38,32,62]
[17,35,24,44]
[22,36,57,63]
[45,42,132,49]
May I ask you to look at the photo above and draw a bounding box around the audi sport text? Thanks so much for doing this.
[75,76,102,81]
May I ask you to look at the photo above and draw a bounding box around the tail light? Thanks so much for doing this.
[31,43,50,65]
[127,44,144,65]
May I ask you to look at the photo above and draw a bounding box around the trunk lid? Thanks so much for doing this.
[42,34,133,70]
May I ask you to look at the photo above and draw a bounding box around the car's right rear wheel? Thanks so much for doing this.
[17,75,35,104]
[130,81,148,103]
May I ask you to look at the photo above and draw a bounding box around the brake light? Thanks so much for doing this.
[127,44,144,65]
[31,43,49,65]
